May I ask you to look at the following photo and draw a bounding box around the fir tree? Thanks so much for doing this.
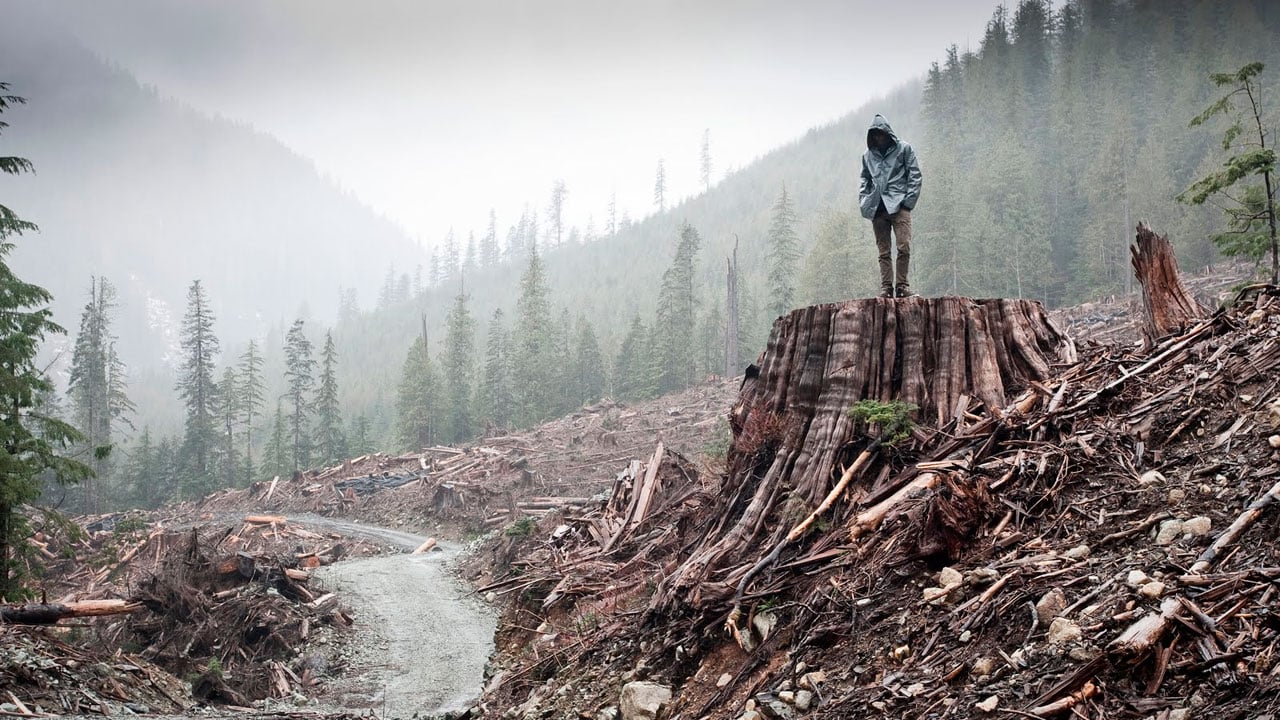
[654,223,701,393]
[477,309,513,432]
[572,316,606,406]
[548,180,568,247]
[176,279,219,496]
[440,291,476,443]
[0,85,92,594]
[313,331,345,464]
[700,128,713,192]
[654,159,667,213]
[283,319,316,470]
[396,334,438,449]
[213,365,242,489]
[260,399,289,479]
[349,414,374,456]
[513,246,554,425]
[766,184,800,318]
[237,340,265,483]
[614,315,655,401]
[124,427,159,509]
[481,209,500,267]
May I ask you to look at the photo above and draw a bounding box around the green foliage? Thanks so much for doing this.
[702,417,731,460]
[1177,61,1277,280]
[283,319,316,470]
[0,86,92,595]
[571,316,606,407]
[440,292,476,443]
[237,341,265,483]
[396,335,438,450]
[476,309,513,432]
[766,184,799,317]
[176,280,219,495]
[312,331,346,464]
[653,223,701,394]
[848,400,917,446]
[513,247,554,425]
[504,516,536,538]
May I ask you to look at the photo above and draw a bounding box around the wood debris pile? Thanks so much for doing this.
[0,624,190,716]
[177,379,738,534]
[471,287,1280,720]
[120,522,357,706]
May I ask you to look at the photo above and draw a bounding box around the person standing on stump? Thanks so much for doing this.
[859,114,922,298]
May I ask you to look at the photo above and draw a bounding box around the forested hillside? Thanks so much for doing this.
[13,0,1280,511]
[0,11,425,369]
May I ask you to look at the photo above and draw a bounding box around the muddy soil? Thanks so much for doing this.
[294,515,496,719]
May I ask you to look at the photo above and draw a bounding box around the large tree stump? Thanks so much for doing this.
[1131,222,1205,344]
[650,296,1074,611]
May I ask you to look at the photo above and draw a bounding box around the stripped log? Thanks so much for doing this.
[1,599,141,625]
[1131,222,1205,344]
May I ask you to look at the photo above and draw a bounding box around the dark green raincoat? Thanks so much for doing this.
[858,114,922,219]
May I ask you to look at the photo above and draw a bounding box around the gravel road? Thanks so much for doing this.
[291,515,496,719]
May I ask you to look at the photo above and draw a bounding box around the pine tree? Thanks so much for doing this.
[654,159,667,213]
[700,128,713,191]
[614,315,655,401]
[396,334,438,449]
[513,246,554,425]
[572,316,606,406]
[477,309,514,432]
[237,340,265,483]
[0,85,92,594]
[260,399,289,478]
[176,279,220,496]
[283,319,316,470]
[124,427,160,509]
[653,223,701,393]
[800,211,869,303]
[443,229,461,283]
[213,365,242,489]
[481,209,500,267]
[607,191,618,236]
[313,331,345,463]
[67,276,133,512]
[349,415,374,456]
[548,180,568,247]
[766,184,800,318]
[439,292,476,443]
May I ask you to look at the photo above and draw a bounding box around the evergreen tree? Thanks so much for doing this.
[283,319,316,470]
[548,180,568,247]
[259,399,289,478]
[572,315,606,406]
[349,414,374,456]
[607,191,618,235]
[653,223,701,393]
[614,315,655,401]
[439,292,476,443]
[124,427,160,509]
[396,335,438,449]
[213,365,242,489]
[481,209,500,267]
[700,128,713,191]
[443,229,461,282]
[313,331,345,463]
[1178,62,1278,282]
[800,210,867,303]
[176,279,219,496]
[464,232,478,276]
[237,340,265,483]
[67,276,133,511]
[0,85,92,594]
[477,309,514,432]
[654,159,667,213]
[766,184,800,317]
[513,246,554,425]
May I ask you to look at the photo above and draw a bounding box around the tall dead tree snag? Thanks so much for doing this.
[651,296,1075,612]
[1131,222,1205,344]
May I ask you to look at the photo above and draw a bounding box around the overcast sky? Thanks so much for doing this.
[46,0,1000,250]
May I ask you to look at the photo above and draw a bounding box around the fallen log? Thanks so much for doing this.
[411,537,438,554]
[244,514,287,525]
[1,599,141,625]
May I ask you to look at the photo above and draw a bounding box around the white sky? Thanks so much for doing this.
[49,0,1001,251]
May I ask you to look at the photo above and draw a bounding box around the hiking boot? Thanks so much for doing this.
[895,285,918,298]
[880,287,895,298]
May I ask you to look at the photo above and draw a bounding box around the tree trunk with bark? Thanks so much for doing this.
[1131,222,1205,345]
[651,296,1075,611]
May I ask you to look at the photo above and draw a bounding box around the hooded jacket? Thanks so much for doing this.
[859,114,922,219]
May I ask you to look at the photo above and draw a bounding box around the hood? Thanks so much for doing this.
[866,114,900,150]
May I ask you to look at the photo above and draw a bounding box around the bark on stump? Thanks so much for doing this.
[1131,222,1205,344]
[651,296,1075,611]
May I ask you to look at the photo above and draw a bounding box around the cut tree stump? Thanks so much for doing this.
[1131,222,1205,344]
[651,296,1075,610]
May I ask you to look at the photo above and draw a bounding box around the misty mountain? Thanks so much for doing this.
[0,12,425,372]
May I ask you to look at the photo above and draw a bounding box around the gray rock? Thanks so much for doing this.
[1035,588,1068,624]
[596,707,620,720]
[619,681,671,720]
[1155,519,1184,545]
[794,690,814,711]
[754,693,794,719]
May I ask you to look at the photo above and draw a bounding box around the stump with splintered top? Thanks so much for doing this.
[650,296,1075,612]
[1131,222,1206,345]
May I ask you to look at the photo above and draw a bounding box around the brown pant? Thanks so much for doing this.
[872,208,912,290]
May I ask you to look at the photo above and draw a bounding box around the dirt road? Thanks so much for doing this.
[292,515,496,719]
